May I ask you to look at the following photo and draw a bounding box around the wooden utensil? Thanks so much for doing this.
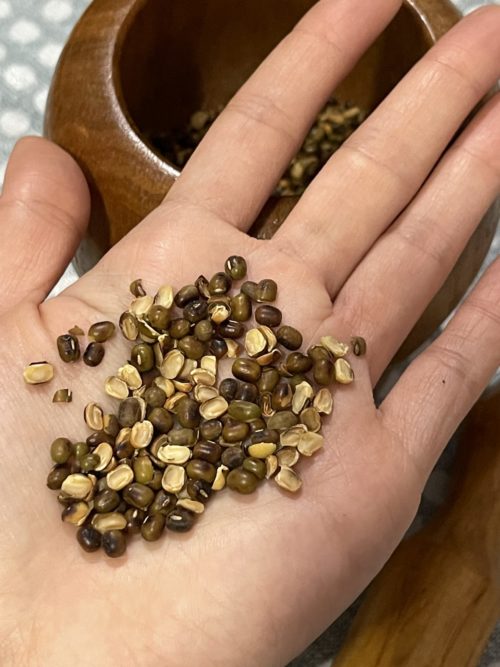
[334,390,500,666]
[44,0,498,361]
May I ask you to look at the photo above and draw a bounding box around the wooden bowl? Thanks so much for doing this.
[44,0,498,360]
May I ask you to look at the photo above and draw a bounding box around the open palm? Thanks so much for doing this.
[1,1,499,665]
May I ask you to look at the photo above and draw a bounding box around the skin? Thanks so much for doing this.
[0,1,499,664]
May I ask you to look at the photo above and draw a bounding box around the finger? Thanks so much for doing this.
[333,92,500,382]
[0,137,90,312]
[275,5,500,294]
[381,257,500,479]
[164,0,402,231]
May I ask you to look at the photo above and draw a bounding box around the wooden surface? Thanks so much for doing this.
[334,390,500,667]
[44,0,498,361]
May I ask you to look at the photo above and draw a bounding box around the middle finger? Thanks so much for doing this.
[275,6,500,295]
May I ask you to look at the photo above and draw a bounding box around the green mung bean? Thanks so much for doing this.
[88,321,115,342]
[102,530,126,558]
[224,255,247,280]
[57,334,80,363]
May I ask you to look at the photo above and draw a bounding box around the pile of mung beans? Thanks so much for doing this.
[149,98,364,196]
[40,256,365,558]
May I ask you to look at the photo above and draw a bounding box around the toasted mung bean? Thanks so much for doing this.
[130,295,154,317]
[308,345,331,362]
[77,525,102,552]
[275,466,302,493]
[227,400,261,422]
[313,358,333,386]
[258,368,280,394]
[242,457,267,480]
[244,328,267,357]
[161,349,185,379]
[313,388,333,414]
[130,342,154,372]
[186,478,212,503]
[47,466,70,489]
[102,530,126,558]
[80,453,100,472]
[319,336,348,358]
[62,501,91,526]
[241,280,258,300]
[50,437,71,464]
[272,382,293,410]
[227,467,259,494]
[219,378,238,402]
[200,419,223,441]
[84,402,104,431]
[177,498,205,514]
[61,473,93,499]
[276,325,302,350]
[178,335,205,360]
[52,388,72,403]
[222,421,249,444]
[169,318,191,339]
[141,513,166,541]
[153,376,175,396]
[123,483,154,509]
[265,455,278,478]
[193,385,218,403]
[148,470,163,491]
[166,507,195,532]
[277,447,300,467]
[334,358,354,384]
[195,275,210,299]
[120,312,139,341]
[130,278,146,298]
[256,279,277,303]
[167,428,197,447]
[107,464,134,491]
[148,407,174,434]
[57,334,80,363]
[286,352,313,374]
[255,305,282,327]
[175,284,199,307]
[230,293,252,322]
[124,508,146,534]
[186,459,216,483]
[234,382,258,403]
[184,299,209,324]
[129,420,153,449]
[300,407,322,432]
[72,441,89,459]
[157,444,191,465]
[154,284,174,309]
[23,361,54,385]
[298,431,324,456]
[149,489,176,515]
[162,465,186,494]
[221,446,246,469]
[146,305,169,331]
[93,488,120,513]
[267,410,299,431]
[133,455,154,484]
[199,396,228,420]
[68,325,84,336]
[232,358,261,383]
[351,336,366,356]
[250,428,280,444]
[224,255,247,280]
[209,272,232,295]
[88,321,115,343]
[219,320,245,339]
[247,442,277,459]
[208,301,231,324]
[194,319,215,342]
[209,336,228,359]
[292,381,314,414]
[117,364,142,391]
[192,441,222,464]
[211,465,228,491]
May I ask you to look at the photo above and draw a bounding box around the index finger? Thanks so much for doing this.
[164,0,402,231]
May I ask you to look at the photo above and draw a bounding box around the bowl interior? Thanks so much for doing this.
[118,0,433,158]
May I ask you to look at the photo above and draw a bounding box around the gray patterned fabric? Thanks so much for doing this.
[0,1,498,666]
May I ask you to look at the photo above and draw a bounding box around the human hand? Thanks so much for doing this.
[0,1,499,665]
